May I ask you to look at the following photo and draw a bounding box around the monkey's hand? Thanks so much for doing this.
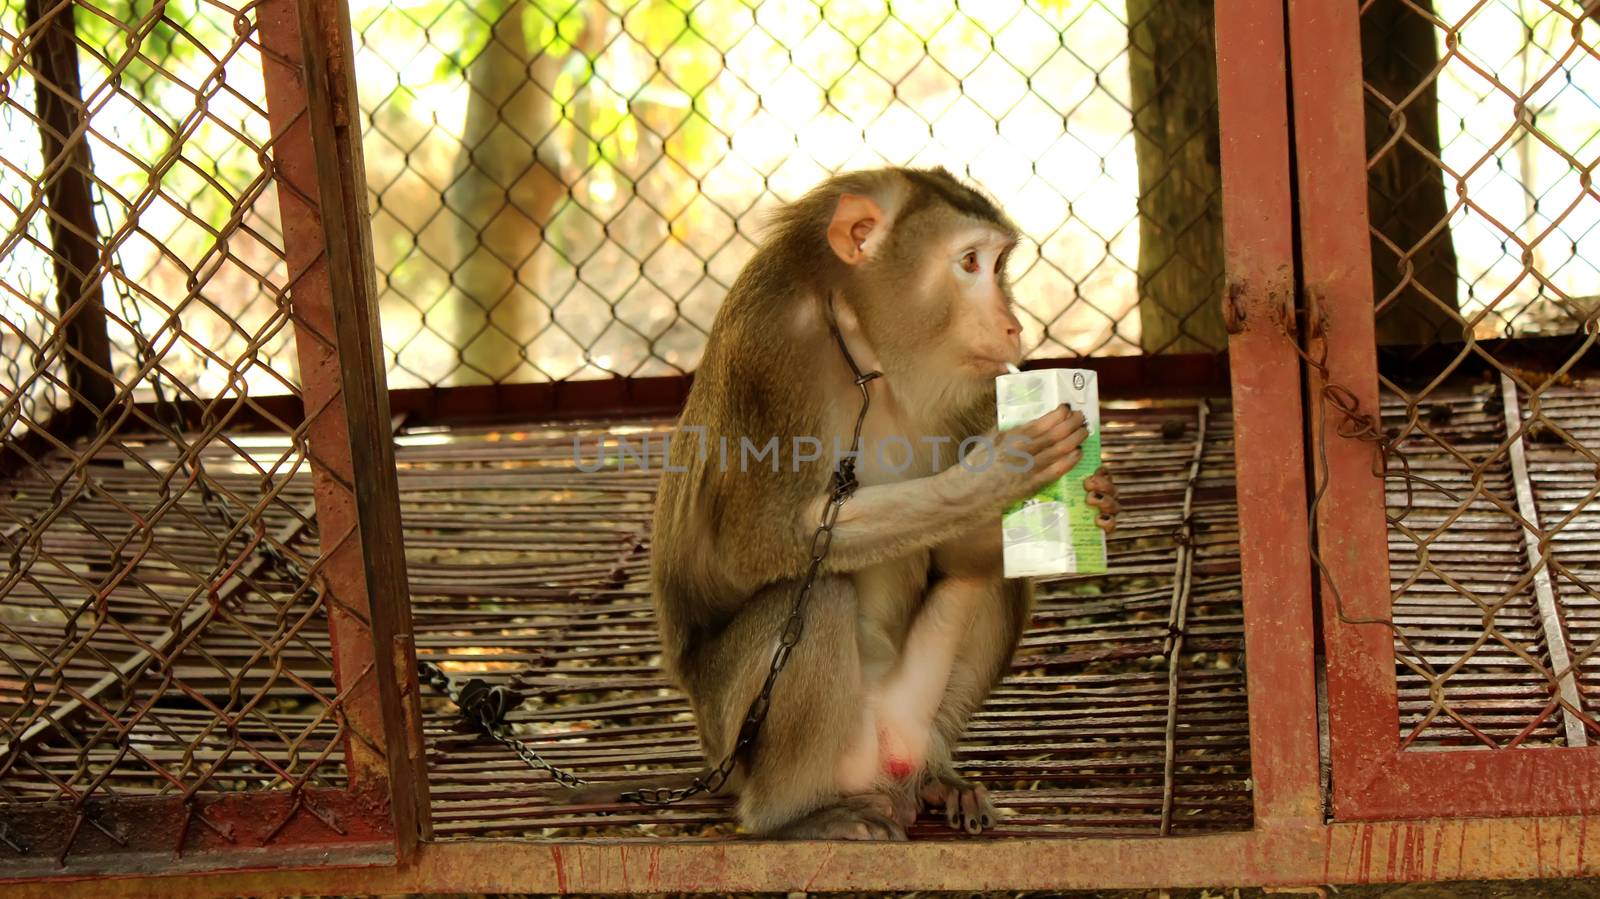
[943,405,1089,512]
[797,407,1088,575]
[1084,467,1119,533]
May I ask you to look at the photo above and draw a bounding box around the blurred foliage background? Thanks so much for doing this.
[1,0,1596,398]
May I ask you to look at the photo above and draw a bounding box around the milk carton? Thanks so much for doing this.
[995,366,1106,577]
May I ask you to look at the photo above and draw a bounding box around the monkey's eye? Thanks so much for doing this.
[960,251,980,274]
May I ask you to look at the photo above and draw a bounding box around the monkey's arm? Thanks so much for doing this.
[799,471,1000,574]
[799,406,1088,572]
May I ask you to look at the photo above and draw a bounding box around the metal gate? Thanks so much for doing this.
[0,0,424,876]
[1292,0,1600,821]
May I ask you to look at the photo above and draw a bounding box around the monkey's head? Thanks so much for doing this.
[821,167,1024,387]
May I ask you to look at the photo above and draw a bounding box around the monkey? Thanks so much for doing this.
[593,167,1120,840]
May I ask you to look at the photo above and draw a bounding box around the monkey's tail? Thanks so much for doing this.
[562,771,710,807]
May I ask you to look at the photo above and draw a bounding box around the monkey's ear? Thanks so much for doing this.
[827,193,884,265]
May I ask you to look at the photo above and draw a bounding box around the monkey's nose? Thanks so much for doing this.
[1003,310,1022,337]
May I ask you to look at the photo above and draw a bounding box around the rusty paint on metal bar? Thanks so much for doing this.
[0,788,394,883]
[255,0,402,823]
[1498,373,1587,748]
[383,353,1233,428]
[289,0,432,851]
[1288,0,1600,821]
[111,336,1594,435]
[1285,0,1403,821]
[1380,334,1597,384]
[19,814,1600,896]
[1215,0,1323,826]
[1343,746,1600,820]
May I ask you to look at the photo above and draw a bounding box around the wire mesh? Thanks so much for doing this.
[0,67,68,436]
[1356,0,1600,748]
[351,0,1230,389]
[0,0,373,862]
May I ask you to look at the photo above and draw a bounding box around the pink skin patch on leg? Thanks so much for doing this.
[874,713,924,781]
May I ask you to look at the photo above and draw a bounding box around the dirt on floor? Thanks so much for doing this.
[332,881,1600,899]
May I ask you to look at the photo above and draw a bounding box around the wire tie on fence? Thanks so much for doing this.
[173,801,196,859]
[302,792,346,835]
[262,792,303,845]
[0,821,27,855]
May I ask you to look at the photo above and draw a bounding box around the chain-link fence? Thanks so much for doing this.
[352,0,1230,388]
[1357,0,1599,748]
[0,0,404,865]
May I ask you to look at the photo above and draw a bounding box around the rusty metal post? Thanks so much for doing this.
[1286,0,1398,822]
[1214,0,1323,826]
[23,0,115,418]
[256,0,431,853]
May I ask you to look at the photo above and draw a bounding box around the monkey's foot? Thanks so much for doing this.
[881,783,920,829]
[773,794,908,841]
[920,774,996,835]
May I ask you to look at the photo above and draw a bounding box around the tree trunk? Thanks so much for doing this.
[444,1,569,382]
[1361,0,1461,345]
[1127,0,1226,354]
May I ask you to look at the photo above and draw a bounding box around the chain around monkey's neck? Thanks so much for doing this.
[824,291,877,387]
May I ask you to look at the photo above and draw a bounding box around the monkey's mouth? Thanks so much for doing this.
[966,356,1016,377]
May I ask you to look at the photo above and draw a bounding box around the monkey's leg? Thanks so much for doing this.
[685,576,905,839]
[865,569,1019,833]
[918,576,1029,834]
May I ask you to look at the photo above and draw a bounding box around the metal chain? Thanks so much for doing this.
[415,658,590,789]
[621,370,874,805]
[92,190,248,551]
[91,183,315,590]
[418,294,882,807]
[621,296,880,806]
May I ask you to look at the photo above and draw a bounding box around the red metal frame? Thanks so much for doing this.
[1215,0,1322,830]
[25,814,1600,895]
[258,0,389,798]
[1287,0,1600,821]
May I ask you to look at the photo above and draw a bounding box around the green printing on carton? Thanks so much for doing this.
[996,369,1106,575]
